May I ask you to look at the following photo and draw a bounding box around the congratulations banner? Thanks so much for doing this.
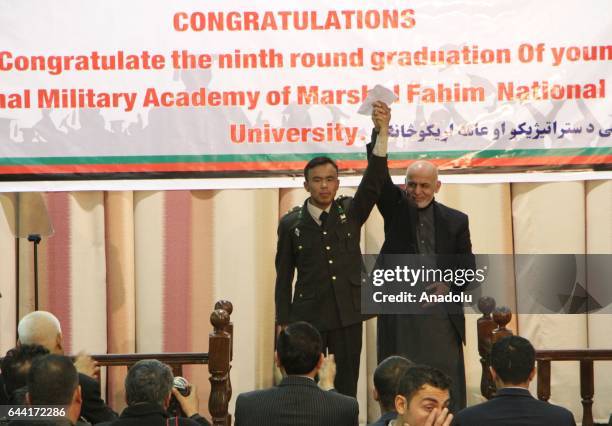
[0,0,611,183]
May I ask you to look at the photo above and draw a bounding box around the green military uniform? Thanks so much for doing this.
[274,155,387,396]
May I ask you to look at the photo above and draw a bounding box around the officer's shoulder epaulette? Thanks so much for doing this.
[280,206,302,228]
[280,205,301,223]
[336,195,353,209]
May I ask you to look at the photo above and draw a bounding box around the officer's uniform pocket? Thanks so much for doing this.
[335,228,359,253]
[290,284,316,322]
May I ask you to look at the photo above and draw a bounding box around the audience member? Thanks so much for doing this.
[1,344,49,404]
[7,354,87,426]
[390,365,453,426]
[17,311,117,423]
[452,335,576,426]
[0,374,7,405]
[97,359,210,426]
[235,321,359,426]
[368,356,414,426]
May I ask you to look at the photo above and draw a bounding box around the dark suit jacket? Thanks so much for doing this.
[7,420,89,426]
[7,420,79,426]
[275,155,387,331]
[78,373,118,424]
[452,388,576,426]
[367,411,397,426]
[366,134,472,342]
[0,369,116,423]
[96,402,208,426]
[234,376,359,426]
[0,374,7,405]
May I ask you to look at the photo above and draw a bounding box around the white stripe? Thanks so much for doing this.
[134,191,165,353]
[0,170,611,192]
[69,192,108,354]
[0,194,17,353]
[212,189,278,413]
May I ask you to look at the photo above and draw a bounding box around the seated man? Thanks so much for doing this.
[17,311,117,423]
[98,359,210,426]
[368,356,414,426]
[391,365,454,426]
[452,335,576,426]
[0,374,7,405]
[1,344,50,404]
[12,354,87,426]
[235,321,359,426]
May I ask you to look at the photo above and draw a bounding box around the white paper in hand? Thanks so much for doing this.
[357,85,398,115]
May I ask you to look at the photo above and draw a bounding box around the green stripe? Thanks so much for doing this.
[0,147,610,166]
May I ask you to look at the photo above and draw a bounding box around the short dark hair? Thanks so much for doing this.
[276,322,322,375]
[491,335,535,385]
[374,356,414,411]
[125,359,173,407]
[396,365,451,404]
[304,156,338,181]
[27,354,78,405]
[1,344,50,398]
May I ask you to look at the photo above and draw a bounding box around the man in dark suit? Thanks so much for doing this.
[98,359,209,426]
[452,336,575,426]
[275,103,391,397]
[16,310,118,424]
[1,344,50,404]
[0,375,7,405]
[8,354,86,426]
[368,356,414,426]
[235,321,359,426]
[368,103,473,411]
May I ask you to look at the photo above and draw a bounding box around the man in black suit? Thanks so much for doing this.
[8,354,86,426]
[235,321,359,426]
[1,344,50,404]
[452,336,576,426]
[368,103,473,411]
[0,374,7,405]
[368,356,413,426]
[275,103,391,396]
[16,310,118,424]
[98,359,209,426]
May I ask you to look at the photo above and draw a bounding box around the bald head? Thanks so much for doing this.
[406,161,439,181]
[405,161,441,208]
[17,311,63,354]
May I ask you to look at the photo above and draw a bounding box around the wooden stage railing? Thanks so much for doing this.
[91,300,234,426]
[477,297,612,426]
[535,349,612,426]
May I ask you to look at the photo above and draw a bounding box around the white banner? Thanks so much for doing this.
[0,0,610,184]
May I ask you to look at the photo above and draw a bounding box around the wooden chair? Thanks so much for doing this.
[91,300,234,426]
[476,297,612,426]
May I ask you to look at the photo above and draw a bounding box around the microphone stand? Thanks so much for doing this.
[27,234,42,310]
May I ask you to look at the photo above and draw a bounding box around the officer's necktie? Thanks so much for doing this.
[319,211,329,227]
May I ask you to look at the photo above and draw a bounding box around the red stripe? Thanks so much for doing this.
[163,191,192,352]
[465,156,612,166]
[0,161,308,173]
[44,193,72,353]
[0,154,610,174]
[384,156,612,169]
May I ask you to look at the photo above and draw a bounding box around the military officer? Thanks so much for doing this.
[275,102,391,397]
